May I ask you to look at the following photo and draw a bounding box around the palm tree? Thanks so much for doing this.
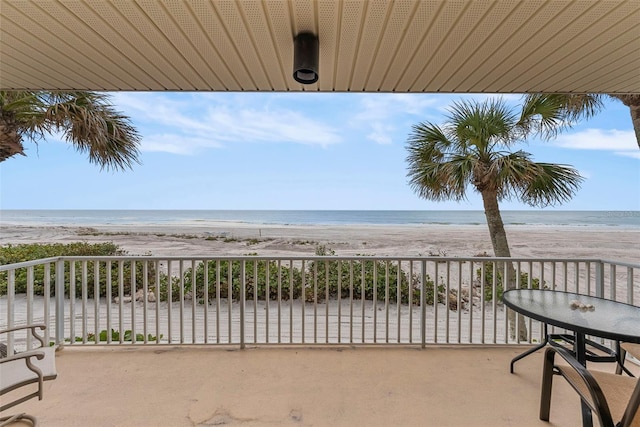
[522,93,640,149]
[406,97,583,339]
[0,91,141,171]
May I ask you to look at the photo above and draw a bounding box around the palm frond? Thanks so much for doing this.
[447,98,519,154]
[1,91,141,171]
[406,155,474,202]
[520,93,604,140]
[406,120,475,202]
[496,152,584,207]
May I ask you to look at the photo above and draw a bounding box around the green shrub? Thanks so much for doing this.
[67,329,162,343]
[0,242,157,298]
[476,261,543,301]
[162,258,304,302]
[306,246,423,304]
[171,246,444,306]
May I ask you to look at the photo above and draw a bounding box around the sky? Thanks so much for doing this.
[1,92,638,211]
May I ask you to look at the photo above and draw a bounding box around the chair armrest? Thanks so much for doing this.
[0,350,46,400]
[0,324,47,347]
[546,346,615,426]
[0,349,46,364]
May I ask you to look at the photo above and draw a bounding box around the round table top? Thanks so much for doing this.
[502,289,640,343]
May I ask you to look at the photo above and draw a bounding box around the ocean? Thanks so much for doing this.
[1,210,639,229]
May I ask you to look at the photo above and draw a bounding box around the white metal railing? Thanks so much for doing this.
[1,256,638,350]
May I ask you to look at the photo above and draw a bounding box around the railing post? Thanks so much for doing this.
[240,260,245,349]
[594,261,604,299]
[56,259,65,346]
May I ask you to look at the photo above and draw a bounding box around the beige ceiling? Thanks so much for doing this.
[1,0,639,93]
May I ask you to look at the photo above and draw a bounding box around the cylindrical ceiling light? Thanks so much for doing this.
[293,32,319,84]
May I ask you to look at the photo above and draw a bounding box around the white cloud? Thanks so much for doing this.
[615,150,640,160]
[367,123,394,145]
[205,107,341,146]
[552,128,638,158]
[348,94,444,146]
[140,134,222,155]
[348,93,527,147]
[354,93,439,122]
[112,93,342,154]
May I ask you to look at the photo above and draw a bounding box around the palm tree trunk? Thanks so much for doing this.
[0,115,25,162]
[610,94,640,149]
[481,190,528,341]
[481,189,511,258]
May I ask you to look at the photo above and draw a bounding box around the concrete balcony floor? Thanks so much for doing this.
[5,345,633,427]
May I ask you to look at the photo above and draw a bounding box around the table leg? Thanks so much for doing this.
[574,333,594,427]
[510,324,549,373]
[510,341,548,373]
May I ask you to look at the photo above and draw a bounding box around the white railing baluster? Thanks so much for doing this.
[192,259,197,345]
[628,267,634,305]
[26,267,33,350]
[373,259,379,343]
[118,261,124,344]
[7,271,15,351]
[95,261,100,346]
[82,261,88,343]
[349,260,354,344]
[179,260,184,344]
[253,260,258,344]
[479,261,485,344]
[277,260,282,344]
[420,260,426,349]
[264,260,271,344]
[106,261,112,344]
[203,260,209,344]
[360,261,365,344]
[154,260,160,345]
[301,260,306,344]
[167,261,172,344]
[434,261,439,344]
[143,261,149,344]
[409,260,414,344]
[492,261,497,344]
[240,260,245,349]
[70,261,76,344]
[397,260,401,344]
[610,264,617,301]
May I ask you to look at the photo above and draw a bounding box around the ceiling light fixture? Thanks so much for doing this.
[293,32,319,85]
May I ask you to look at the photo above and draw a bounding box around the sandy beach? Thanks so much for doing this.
[1,223,638,263]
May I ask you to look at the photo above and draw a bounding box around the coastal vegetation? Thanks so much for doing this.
[67,329,162,343]
[170,246,444,306]
[0,242,152,298]
[0,240,545,313]
[1,243,467,309]
[0,91,140,170]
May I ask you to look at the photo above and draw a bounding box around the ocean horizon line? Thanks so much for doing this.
[1,209,638,229]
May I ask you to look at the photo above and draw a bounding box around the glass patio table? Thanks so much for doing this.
[503,289,640,427]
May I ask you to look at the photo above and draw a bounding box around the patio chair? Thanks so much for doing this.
[617,342,640,377]
[0,325,58,426]
[540,346,640,427]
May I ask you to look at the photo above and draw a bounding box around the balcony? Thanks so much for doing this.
[2,255,638,425]
[12,344,636,426]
